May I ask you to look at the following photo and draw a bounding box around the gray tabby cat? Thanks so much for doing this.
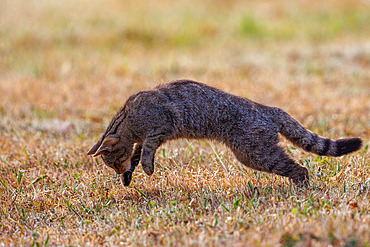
[87,80,362,187]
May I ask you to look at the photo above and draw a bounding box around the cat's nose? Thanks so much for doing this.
[115,165,127,174]
[113,167,122,174]
[117,160,131,174]
[112,164,123,174]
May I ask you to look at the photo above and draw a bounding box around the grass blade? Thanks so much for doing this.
[30,175,48,186]
[0,178,13,193]
[134,186,147,198]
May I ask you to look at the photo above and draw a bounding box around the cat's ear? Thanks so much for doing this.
[87,141,101,156]
[87,135,119,157]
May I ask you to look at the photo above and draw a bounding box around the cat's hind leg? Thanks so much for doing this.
[232,145,309,186]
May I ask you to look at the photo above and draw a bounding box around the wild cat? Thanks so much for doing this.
[87,80,362,186]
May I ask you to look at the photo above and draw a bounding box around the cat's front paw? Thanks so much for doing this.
[121,171,133,186]
[141,158,155,176]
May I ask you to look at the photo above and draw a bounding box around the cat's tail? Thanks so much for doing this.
[269,107,362,156]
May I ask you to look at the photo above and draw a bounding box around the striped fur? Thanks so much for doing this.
[269,107,362,157]
[87,80,363,187]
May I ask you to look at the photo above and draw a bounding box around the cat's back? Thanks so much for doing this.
[155,80,218,98]
[155,80,262,112]
[153,80,276,139]
[156,80,209,90]
[159,80,271,121]
[154,80,241,107]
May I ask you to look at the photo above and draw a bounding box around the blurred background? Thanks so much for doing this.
[0,0,369,141]
[0,1,369,245]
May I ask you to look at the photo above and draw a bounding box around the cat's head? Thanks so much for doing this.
[87,134,134,174]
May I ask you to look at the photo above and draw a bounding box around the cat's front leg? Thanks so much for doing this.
[141,141,160,176]
[121,144,142,186]
[130,143,143,170]
[141,129,172,175]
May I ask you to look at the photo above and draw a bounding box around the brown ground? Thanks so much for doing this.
[0,0,369,246]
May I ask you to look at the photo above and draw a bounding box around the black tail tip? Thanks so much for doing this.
[335,138,362,156]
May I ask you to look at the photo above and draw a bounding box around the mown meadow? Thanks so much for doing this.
[0,0,369,246]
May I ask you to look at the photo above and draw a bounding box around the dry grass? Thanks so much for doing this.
[1,0,369,246]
